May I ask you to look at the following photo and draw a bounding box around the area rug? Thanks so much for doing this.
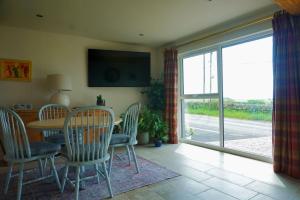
[0,153,180,200]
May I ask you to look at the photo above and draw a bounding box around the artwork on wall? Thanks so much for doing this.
[0,59,32,81]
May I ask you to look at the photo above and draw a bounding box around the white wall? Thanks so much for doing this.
[0,26,160,116]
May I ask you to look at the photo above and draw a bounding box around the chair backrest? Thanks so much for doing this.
[122,103,141,144]
[38,104,69,138]
[0,107,31,160]
[63,106,114,163]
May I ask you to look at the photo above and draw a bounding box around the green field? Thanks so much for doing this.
[187,106,272,121]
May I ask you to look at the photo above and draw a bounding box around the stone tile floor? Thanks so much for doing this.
[1,143,300,200]
[114,143,300,200]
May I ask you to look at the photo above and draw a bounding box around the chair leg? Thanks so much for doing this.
[43,158,48,173]
[108,147,114,176]
[130,145,140,173]
[38,159,44,177]
[17,163,24,200]
[126,145,131,165]
[4,162,13,194]
[95,164,100,184]
[61,165,69,193]
[49,156,61,190]
[75,166,80,200]
[102,162,113,198]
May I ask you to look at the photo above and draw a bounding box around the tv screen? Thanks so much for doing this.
[88,49,150,87]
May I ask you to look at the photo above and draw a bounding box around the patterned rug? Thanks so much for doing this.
[0,154,179,199]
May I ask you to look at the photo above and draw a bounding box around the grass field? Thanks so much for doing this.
[187,106,272,121]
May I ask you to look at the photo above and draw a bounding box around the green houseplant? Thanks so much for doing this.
[96,94,105,106]
[138,107,168,147]
[149,111,168,147]
[139,79,169,147]
[137,107,151,145]
[141,79,165,111]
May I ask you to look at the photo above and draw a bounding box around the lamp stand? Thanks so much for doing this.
[50,90,70,106]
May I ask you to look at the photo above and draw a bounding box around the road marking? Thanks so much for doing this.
[191,127,219,134]
[186,119,271,130]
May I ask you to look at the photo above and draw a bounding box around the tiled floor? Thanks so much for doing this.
[1,143,300,200]
[113,143,300,200]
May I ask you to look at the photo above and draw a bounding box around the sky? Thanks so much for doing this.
[183,36,273,100]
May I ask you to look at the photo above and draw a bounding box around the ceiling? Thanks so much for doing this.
[0,0,277,47]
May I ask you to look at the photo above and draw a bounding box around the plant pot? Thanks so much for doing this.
[137,132,149,145]
[154,139,162,147]
[96,99,105,106]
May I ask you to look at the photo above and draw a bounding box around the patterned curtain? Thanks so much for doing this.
[164,49,178,144]
[272,11,300,178]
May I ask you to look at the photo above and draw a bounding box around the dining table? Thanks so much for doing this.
[27,116,122,189]
[27,116,122,130]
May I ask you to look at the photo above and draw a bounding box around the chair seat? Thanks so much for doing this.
[45,134,65,144]
[110,134,130,145]
[30,142,61,157]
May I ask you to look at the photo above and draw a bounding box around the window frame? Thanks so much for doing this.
[179,29,273,162]
[179,47,220,142]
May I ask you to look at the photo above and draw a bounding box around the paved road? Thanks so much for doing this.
[184,114,272,142]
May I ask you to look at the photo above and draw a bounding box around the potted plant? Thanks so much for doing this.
[96,94,105,106]
[150,111,168,147]
[140,79,169,146]
[138,108,168,147]
[141,79,165,111]
[137,107,151,145]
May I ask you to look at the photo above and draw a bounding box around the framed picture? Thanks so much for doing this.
[0,59,32,81]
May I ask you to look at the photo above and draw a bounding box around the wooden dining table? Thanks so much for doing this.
[27,116,122,130]
[27,116,122,189]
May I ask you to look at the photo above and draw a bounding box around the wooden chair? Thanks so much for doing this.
[38,104,69,144]
[38,104,69,172]
[61,106,114,200]
[0,107,61,200]
[109,103,141,175]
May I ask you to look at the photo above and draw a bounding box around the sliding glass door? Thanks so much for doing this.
[181,50,220,146]
[222,37,273,157]
[181,34,273,159]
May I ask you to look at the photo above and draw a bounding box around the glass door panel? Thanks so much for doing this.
[222,36,273,157]
[183,51,218,95]
[182,98,220,145]
[182,50,219,146]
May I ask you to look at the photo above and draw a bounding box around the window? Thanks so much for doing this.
[180,34,273,160]
[183,52,218,95]
[222,37,273,157]
[181,50,220,146]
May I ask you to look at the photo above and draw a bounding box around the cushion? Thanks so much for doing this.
[46,134,65,144]
[30,142,61,156]
[110,134,130,145]
[46,129,83,145]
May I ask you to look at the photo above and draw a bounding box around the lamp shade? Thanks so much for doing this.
[47,74,72,91]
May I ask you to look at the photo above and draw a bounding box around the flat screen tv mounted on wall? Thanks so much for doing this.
[88,49,150,87]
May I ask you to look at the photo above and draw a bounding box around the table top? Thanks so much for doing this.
[27,117,122,130]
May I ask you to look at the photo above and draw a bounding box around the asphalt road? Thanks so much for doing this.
[184,114,272,142]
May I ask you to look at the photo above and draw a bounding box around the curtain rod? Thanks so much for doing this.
[175,14,273,49]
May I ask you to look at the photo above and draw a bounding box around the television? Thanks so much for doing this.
[88,49,150,87]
